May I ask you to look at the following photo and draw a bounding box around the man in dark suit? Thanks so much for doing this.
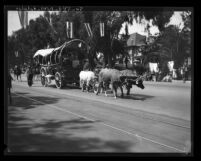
[8,72,13,104]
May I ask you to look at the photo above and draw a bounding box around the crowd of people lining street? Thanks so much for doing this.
[7,52,190,104]
[8,55,190,91]
[7,59,190,107]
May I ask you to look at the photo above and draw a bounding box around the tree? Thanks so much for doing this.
[82,10,174,67]
[7,10,174,68]
[180,11,191,59]
[7,35,18,67]
[141,10,191,76]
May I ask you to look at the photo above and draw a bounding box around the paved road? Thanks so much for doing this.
[6,75,191,153]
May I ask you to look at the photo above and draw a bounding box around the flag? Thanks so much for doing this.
[70,22,73,39]
[84,23,93,37]
[18,11,24,28]
[49,15,52,26]
[15,51,19,57]
[45,15,57,34]
[87,23,93,37]
[100,22,104,37]
[66,21,73,39]
[18,11,28,29]
[25,11,28,28]
[78,43,82,48]
[66,21,70,38]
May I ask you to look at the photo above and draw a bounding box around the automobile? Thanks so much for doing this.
[33,39,90,89]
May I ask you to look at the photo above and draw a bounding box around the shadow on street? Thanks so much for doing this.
[123,94,155,101]
[10,92,60,110]
[7,92,134,153]
[97,91,155,101]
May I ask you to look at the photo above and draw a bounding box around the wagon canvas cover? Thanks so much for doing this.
[33,39,88,58]
[33,48,55,58]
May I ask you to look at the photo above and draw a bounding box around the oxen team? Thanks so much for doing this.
[79,68,145,99]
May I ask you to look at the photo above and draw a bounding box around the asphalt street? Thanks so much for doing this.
[6,74,191,153]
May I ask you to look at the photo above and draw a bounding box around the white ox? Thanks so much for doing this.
[79,71,97,92]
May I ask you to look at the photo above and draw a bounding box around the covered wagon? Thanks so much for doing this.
[33,39,89,89]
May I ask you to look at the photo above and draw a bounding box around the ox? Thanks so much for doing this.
[96,68,124,99]
[79,71,97,92]
[120,69,145,95]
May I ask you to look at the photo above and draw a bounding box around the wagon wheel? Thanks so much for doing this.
[40,68,46,87]
[55,72,63,89]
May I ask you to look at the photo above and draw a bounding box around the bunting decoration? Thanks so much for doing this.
[100,22,104,37]
[84,23,93,37]
[18,11,28,29]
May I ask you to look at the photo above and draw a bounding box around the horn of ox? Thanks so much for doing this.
[121,75,144,85]
[135,76,145,84]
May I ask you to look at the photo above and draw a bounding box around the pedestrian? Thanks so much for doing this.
[181,66,186,83]
[152,71,156,82]
[172,68,177,80]
[184,64,188,81]
[15,65,22,81]
[124,56,128,69]
[26,66,33,86]
[158,70,162,82]
[14,65,17,80]
[8,71,13,104]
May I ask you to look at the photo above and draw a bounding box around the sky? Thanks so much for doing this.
[119,11,184,36]
[7,11,184,37]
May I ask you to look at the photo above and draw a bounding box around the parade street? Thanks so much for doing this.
[7,74,191,153]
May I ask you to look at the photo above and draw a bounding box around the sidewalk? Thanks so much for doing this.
[144,80,191,87]
[172,80,191,84]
